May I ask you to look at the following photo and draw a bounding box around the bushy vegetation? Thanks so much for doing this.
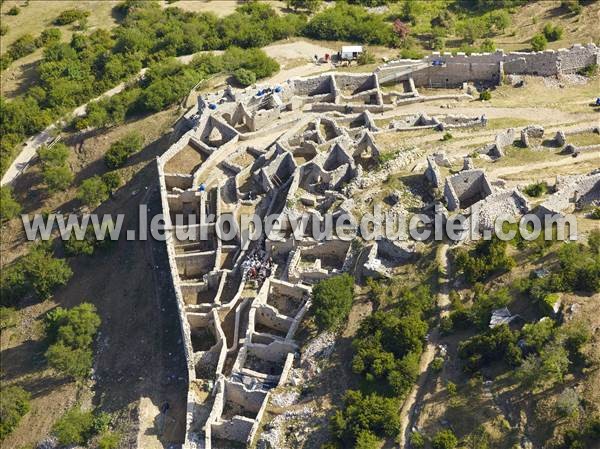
[516,235,600,302]
[78,175,109,207]
[531,33,548,51]
[479,89,492,101]
[352,285,433,396]
[0,186,21,221]
[0,243,72,305]
[44,302,101,379]
[0,385,30,440]
[54,9,90,26]
[432,429,458,449]
[104,132,143,169]
[330,390,400,447]
[441,286,512,333]
[312,273,354,331]
[64,223,113,257]
[459,323,522,373]
[38,142,74,192]
[577,63,598,77]
[543,23,564,42]
[304,3,396,45]
[0,1,290,174]
[327,280,435,447]
[454,237,515,284]
[233,68,256,87]
[523,181,548,197]
[52,407,112,446]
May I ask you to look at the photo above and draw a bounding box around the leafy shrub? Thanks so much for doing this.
[458,324,522,373]
[312,274,354,330]
[104,132,143,169]
[42,164,74,192]
[556,388,579,418]
[78,175,109,207]
[431,356,444,372]
[523,181,547,197]
[8,34,38,60]
[7,6,20,15]
[590,206,600,220]
[432,429,458,449]
[531,33,548,51]
[54,9,90,26]
[480,38,496,52]
[101,171,122,195]
[399,47,424,59]
[441,132,453,141]
[577,63,598,77]
[45,303,101,379]
[331,390,401,445]
[0,306,18,330]
[455,237,514,284]
[233,68,256,87]
[0,385,30,439]
[223,47,279,80]
[0,186,21,221]
[304,3,395,46]
[357,49,375,65]
[479,89,492,101]
[543,23,564,42]
[410,431,426,449]
[38,143,73,192]
[0,24,8,36]
[0,244,72,305]
[64,223,112,257]
[52,408,94,445]
[37,28,62,47]
[98,431,121,449]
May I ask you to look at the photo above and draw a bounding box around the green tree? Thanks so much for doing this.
[0,306,18,330]
[0,385,30,440]
[45,302,101,379]
[101,171,122,195]
[531,33,548,51]
[98,431,121,449]
[37,28,62,47]
[233,68,256,87]
[54,9,90,26]
[312,274,354,330]
[432,429,458,449]
[78,175,109,207]
[42,164,74,192]
[52,408,94,445]
[543,23,564,42]
[0,186,21,222]
[7,6,20,15]
[556,388,579,418]
[104,132,143,169]
[331,390,401,444]
[480,38,496,52]
[1,244,72,304]
[354,430,380,449]
[288,0,322,12]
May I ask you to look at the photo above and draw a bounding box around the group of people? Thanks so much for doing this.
[242,248,274,284]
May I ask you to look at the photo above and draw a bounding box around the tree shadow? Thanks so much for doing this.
[0,339,47,380]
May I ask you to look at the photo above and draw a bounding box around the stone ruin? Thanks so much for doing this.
[155,43,599,448]
[537,171,600,218]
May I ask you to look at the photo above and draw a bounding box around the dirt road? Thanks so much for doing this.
[399,244,451,448]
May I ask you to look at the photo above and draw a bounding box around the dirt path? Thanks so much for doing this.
[399,244,451,448]
[489,150,599,177]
